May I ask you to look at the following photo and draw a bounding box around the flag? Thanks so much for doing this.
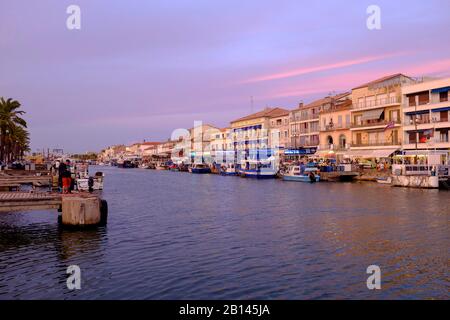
[384,121,395,131]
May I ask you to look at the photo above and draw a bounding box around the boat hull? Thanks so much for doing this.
[191,168,211,174]
[283,175,320,182]
[242,171,277,179]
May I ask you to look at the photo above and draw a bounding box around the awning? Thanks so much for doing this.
[431,106,450,113]
[314,150,336,157]
[405,110,430,116]
[343,149,397,158]
[431,86,450,94]
[361,109,384,121]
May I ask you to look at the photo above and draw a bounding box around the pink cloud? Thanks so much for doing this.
[241,52,410,84]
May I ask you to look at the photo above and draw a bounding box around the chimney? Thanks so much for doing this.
[298,102,304,109]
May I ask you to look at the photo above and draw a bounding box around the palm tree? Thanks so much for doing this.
[0,97,29,163]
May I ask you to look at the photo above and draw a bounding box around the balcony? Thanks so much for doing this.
[322,124,350,131]
[298,114,320,121]
[351,119,401,129]
[354,96,401,110]
[352,141,400,148]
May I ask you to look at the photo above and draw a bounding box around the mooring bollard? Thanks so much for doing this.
[61,196,102,226]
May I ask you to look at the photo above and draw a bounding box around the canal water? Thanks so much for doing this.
[0,166,448,299]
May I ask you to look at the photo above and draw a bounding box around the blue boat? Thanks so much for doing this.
[190,164,211,174]
[282,166,320,183]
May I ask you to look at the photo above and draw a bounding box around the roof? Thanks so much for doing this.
[352,73,412,90]
[301,92,350,110]
[141,142,161,146]
[231,107,290,123]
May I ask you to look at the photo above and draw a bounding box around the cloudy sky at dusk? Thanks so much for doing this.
[1,0,449,152]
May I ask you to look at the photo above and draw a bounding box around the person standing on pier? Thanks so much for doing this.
[61,159,72,194]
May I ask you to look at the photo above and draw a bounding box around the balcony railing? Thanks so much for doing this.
[351,119,401,128]
[352,141,400,147]
[354,96,400,110]
[404,118,450,126]
[322,124,350,131]
[298,114,320,121]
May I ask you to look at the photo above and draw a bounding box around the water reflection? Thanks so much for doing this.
[0,167,448,299]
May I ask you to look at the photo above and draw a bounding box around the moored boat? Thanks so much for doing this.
[220,163,238,176]
[240,159,277,179]
[190,163,211,174]
[283,166,320,183]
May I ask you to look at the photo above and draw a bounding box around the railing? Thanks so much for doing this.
[351,119,401,128]
[404,118,450,126]
[322,124,350,131]
[354,96,400,110]
[352,141,400,147]
[298,114,320,121]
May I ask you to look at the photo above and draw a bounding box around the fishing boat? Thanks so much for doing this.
[169,164,179,171]
[220,163,238,176]
[190,163,211,174]
[240,159,277,179]
[282,166,320,183]
[76,172,105,191]
[117,160,136,168]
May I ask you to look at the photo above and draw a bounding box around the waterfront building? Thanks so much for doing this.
[210,128,234,164]
[401,77,450,151]
[287,95,348,160]
[230,107,289,168]
[189,123,220,164]
[99,145,126,162]
[348,74,416,158]
[316,93,352,158]
[269,111,290,149]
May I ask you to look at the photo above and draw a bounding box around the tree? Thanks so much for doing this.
[0,97,29,163]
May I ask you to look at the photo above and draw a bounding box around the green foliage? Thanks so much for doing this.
[0,97,30,162]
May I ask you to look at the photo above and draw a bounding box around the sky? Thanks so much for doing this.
[1,0,449,153]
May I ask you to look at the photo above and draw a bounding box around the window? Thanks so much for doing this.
[440,91,448,102]
[418,91,429,105]
[408,95,416,107]
[338,115,343,127]
[345,115,351,127]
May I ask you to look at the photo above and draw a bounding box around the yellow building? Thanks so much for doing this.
[349,74,415,158]
[317,93,352,158]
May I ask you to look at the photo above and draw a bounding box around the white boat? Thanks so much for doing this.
[220,163,238,176]
[76,172,105,191]
[376,177,392,184]
[391,150,450,189]
[240,158,277,179]
[283,166,320,183]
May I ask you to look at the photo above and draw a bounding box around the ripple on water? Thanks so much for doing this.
[0,166,448,299]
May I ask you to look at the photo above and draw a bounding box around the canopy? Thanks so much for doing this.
[431,86,450,94]
[431,106,450,113]
[314,150,336,157]
[343,149,397,158]
[361,109,384,121]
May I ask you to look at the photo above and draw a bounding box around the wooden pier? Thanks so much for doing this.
[0,192,107,227]
[0,192,61,212]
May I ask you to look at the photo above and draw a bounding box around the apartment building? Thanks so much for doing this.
[316,93,352,157]
[230,107,289,164]
[349,74,416,157]
[401,77,450,151]
[210,128,234,164]
[189,123,220,164]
